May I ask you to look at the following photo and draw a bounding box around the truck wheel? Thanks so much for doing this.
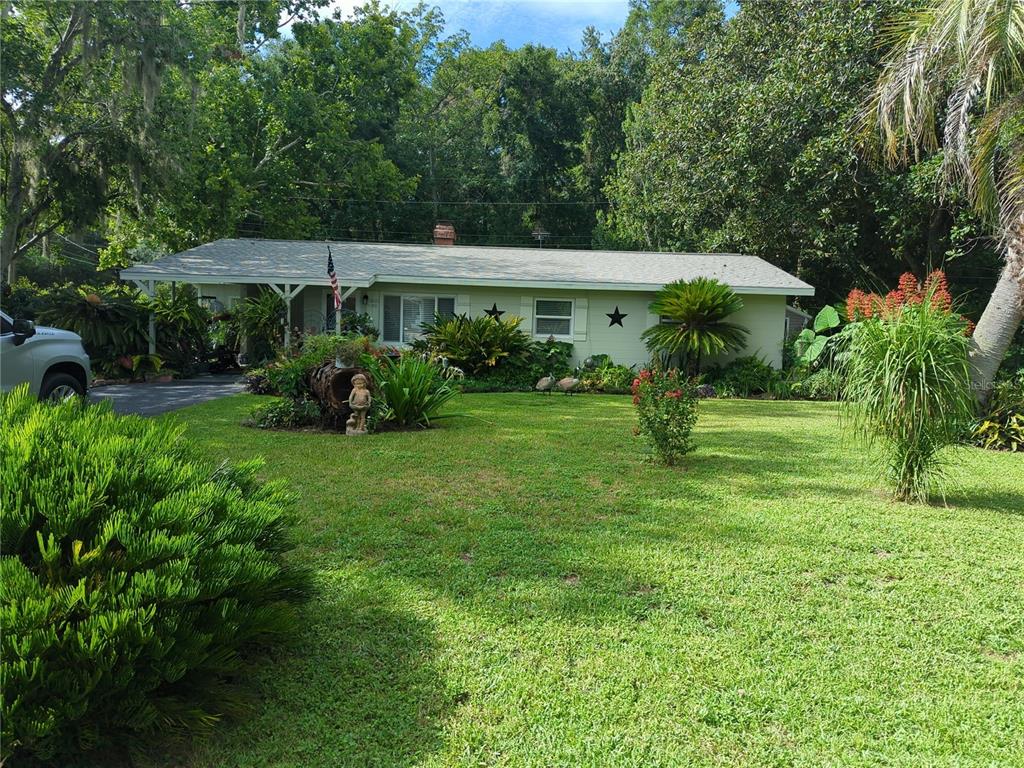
[40,372,85,402]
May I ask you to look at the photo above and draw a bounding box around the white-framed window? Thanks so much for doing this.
[381,294,456,343]
[534,299,574,338]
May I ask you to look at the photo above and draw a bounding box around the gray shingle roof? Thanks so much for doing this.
[121,238,814,295]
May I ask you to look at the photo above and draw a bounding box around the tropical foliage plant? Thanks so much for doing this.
[299,333,375,368]
[838,286,975,502]
[247,396,322,430]
[631,367,699,465]
[413,314,534,376]
[703,356,781,399]
[789,368,844,401]
[236,289,286,364]
[794,305,842,365]
[0,386,308,765]
[641,278,748,373]
[972,372,1024,451]
[150,283,212,374]
[579,359,637,394]
[370,354,458,427]
[335,311,379,339]
[37,284,148,374]
[864,0,1024,402]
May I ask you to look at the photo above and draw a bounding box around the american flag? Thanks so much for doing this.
[327,247,342,310]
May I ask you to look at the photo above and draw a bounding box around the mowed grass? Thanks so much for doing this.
[160,394,1022,767]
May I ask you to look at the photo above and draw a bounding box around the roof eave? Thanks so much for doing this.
[119,268,814,297]
[119,269,372,289]
[370,274,815,295]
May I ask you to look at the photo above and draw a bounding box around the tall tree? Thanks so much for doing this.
[602,0,1001,311]
[864,0,1024,401]
[0,0,320,281]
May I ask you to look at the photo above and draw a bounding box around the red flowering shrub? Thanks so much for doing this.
[632,368,698,465]
[845,270,964,328]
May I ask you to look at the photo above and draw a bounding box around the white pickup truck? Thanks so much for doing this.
[0,310,91,400]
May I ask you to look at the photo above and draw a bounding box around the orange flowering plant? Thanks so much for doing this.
[838,270,975,502]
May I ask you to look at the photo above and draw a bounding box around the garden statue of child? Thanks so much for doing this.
[346,373,372,435]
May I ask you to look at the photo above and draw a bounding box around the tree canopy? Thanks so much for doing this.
[1,0,1013,319]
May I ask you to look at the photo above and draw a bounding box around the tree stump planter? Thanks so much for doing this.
[307,363,373,430]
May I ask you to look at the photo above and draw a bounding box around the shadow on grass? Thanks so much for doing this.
[941,488,1024,515]
[162,591,448,768]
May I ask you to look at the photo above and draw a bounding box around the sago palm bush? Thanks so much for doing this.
[0,387,309,765]
[37,283,149,369]
[414,313,533,376]
[641,278,748,373]
[839,295,974,503]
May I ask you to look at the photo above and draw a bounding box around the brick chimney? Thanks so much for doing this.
[433,221,456,246]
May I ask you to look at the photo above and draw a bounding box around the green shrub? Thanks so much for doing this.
[414,314,533,376]
[529,338,574,379]
[838,296,974,503]
[247,396,322,429]
[300,333,374,368]
[37,284,149,375]
[790,367,843,401]
[369,354,458,427]
[334,310,379,339]
[236,289,285,364]
[243,367,276,395]
[459,370,537,392]
[631,368,699,465]
[703,356,780,398]
[151,283,212,375]
[1,277,46,319]
[580,361,636,394]
[0,387,308,765]
[972,372,1024,452]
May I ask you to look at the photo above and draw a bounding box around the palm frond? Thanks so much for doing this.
[642,278,749,368]
[865,0,1024,228]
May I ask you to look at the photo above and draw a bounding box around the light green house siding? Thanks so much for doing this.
[282,282,786,369]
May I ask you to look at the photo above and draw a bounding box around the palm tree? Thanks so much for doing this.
[641,277,749,373]
[863,0,1024,404]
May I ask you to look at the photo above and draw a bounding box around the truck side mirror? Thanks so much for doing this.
[12,318,36,346]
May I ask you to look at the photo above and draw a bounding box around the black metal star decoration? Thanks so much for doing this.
[484,303,505,320]
[606,306,628,327]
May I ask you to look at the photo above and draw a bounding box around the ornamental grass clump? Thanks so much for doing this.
[839,273,974,503]
[370,354,458,427]
[0,387,309,765]
[631,368,699,465]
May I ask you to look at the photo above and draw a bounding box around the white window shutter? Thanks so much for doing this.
[573,297,588,341]
[520,296,533,331]
[456,294,470,316]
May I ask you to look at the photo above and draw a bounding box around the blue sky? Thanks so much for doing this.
[317,1,735,54]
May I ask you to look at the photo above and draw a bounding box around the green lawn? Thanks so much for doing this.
[161,394,1022,767]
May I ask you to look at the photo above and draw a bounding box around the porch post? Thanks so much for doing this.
[336,286,357,334]
[269,283,307,350]
[284,284,292,349]
[132,279,157,354]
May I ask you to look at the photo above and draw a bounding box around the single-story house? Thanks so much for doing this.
[120,237,814,369]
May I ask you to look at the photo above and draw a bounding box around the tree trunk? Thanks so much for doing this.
[969,229,1024,406]
[307,364,372,430]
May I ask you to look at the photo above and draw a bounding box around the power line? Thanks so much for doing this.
[274,195,610,206]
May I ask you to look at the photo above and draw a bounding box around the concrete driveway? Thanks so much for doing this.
[89,374,245,416]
